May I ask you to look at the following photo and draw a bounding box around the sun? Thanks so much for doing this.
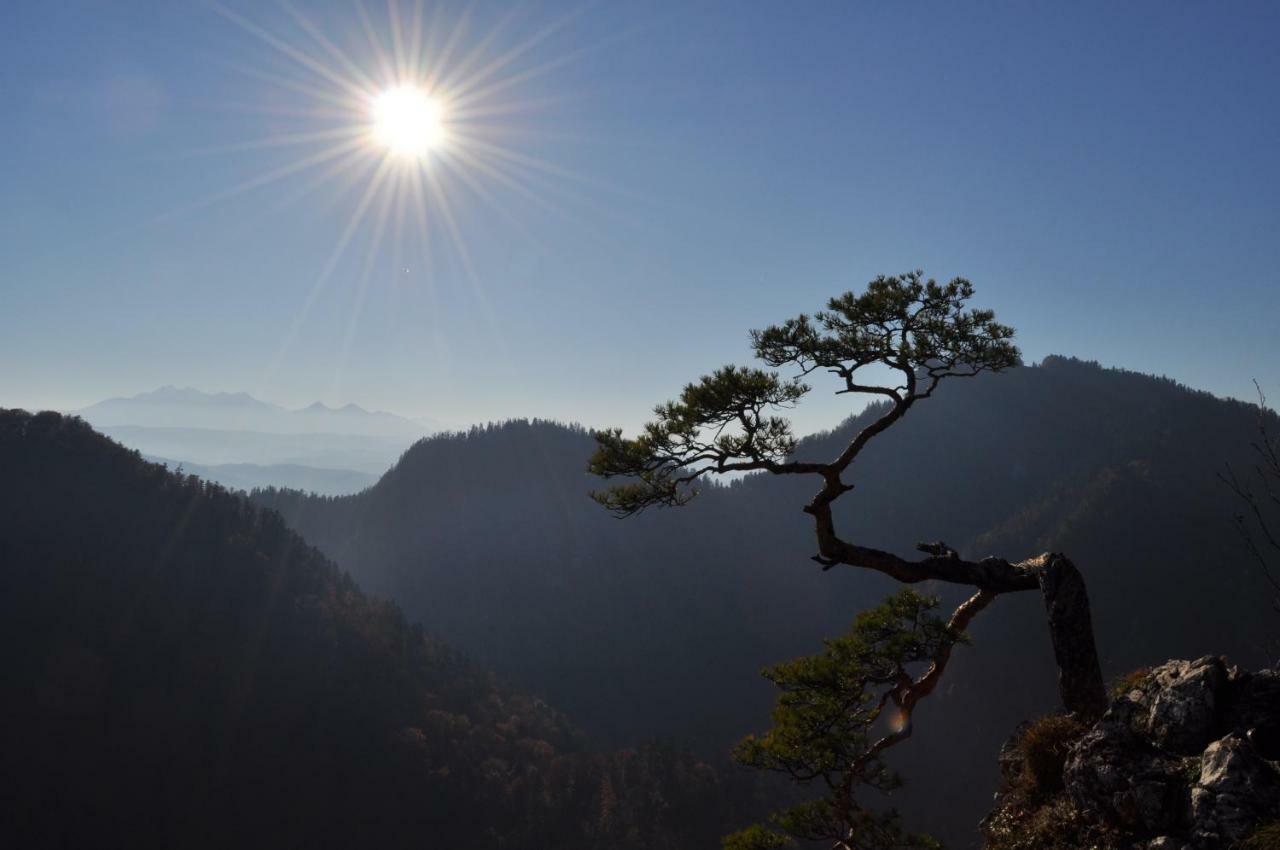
[371,86,444,159]
[192,1,590,402]
[195,0,588,328]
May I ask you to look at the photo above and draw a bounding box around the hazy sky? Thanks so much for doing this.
[3,2,1278,435]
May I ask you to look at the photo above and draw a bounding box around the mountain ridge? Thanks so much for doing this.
[0,408,752,849]
[253,355,1278,846]
[77,386,436,438]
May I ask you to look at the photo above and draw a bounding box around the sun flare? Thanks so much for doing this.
[371,86,444,159]
[192,0,591,384]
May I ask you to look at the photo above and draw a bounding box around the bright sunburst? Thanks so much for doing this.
[182,1,603,397]
[185,1,595,279]
[371,86,445,159]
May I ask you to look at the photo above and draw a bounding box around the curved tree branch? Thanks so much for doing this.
[592,272,1108,850]
[852,589,998,773]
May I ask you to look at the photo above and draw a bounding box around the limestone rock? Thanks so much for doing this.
[1064,721,1186,834]
[1189,732,1280,847]
[984,657,1280,850]
[1131,657,1227,756]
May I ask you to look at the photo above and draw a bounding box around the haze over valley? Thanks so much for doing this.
[75,385,437,493]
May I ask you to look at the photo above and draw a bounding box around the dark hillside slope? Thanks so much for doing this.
[255,419,802,746]
[0,411,745,850]
[256,357,1278,844]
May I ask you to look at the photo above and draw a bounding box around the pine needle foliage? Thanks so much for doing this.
[590,271,1019,516]
[726,590,961,850]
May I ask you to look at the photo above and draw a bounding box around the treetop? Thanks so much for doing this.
[590,271,1020,516]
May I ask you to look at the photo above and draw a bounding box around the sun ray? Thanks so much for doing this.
[423,158,478,290]
[422,158,509,356]
[403,166,446,376]
[303,153,397,307]
[328,161,398,400]
[354,0,398,87]
[452,136,660,245]
[405,0,426,86]
[438,151,544,251]
[449,10,671,116]
[443,145,575,225]
[278,0,382,95]
[444,5,588,104]
[208,53,367,113]
[446,91,580,122]
[154,135,367,224]
[389,168,411,290]
[175,125,365,158]
[205,0,370,102]
[452,133,599,188]
[203,100,359,122]
[261,146,377,221]
[431,5,521,97]
[458,129,661,218]
[191,0,618,385]
[422,5,472,92]
[386,0,412,86]
[406,165,435,289]
[449,45,593,114]
[257,154,397,396]
[211,147,376,242]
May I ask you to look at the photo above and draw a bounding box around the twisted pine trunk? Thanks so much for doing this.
[806,477,1107,722]
[1036,554,1107,721]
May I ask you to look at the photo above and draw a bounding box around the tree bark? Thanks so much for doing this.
[805,485,1107,721]
[1035,553,1107,721]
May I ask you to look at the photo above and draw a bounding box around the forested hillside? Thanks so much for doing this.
[254,356,1279,845]
[0,410,749,850]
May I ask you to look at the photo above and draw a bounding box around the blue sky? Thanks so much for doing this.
[2,1,1278,434]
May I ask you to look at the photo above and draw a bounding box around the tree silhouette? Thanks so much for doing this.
[590,272,1108,845]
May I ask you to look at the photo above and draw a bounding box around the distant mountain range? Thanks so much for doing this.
[253,356,1280,847]
[73,386,438,493]
[77,385,436,438]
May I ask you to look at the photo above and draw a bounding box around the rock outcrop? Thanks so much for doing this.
[982,657,1280,849]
